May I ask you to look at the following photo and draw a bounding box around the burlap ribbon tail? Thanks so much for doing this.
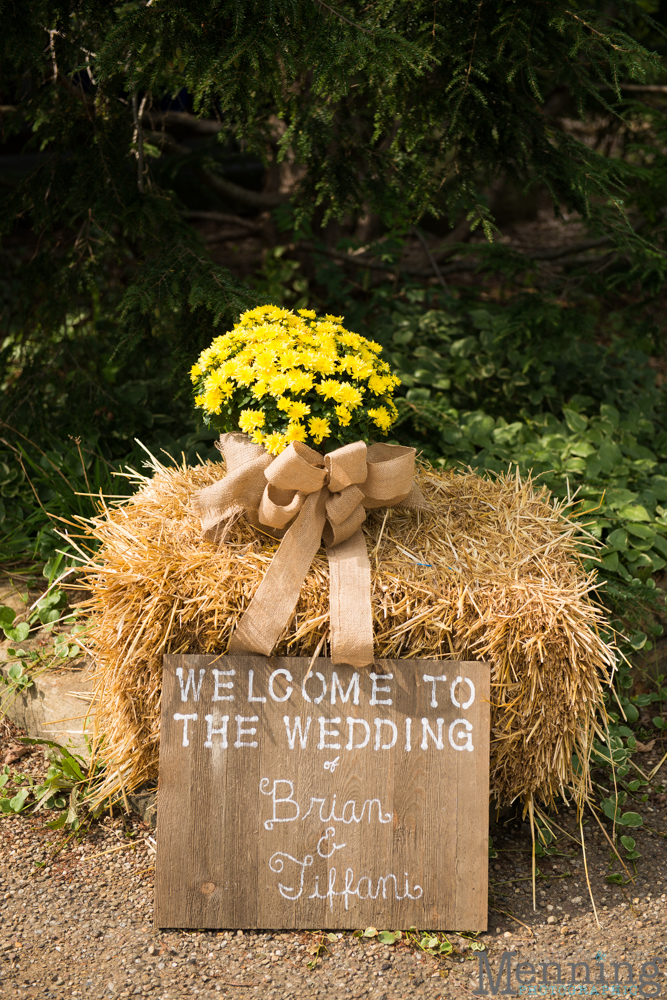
[194,432,425,668]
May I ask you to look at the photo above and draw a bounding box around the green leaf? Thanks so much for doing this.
[617,505,651,523]
[0,606,16,628]
[602,551,619,572]
[651,533,667,558]
[4,622,29,642]
[39,608,61,626]
[619,811,643,828]
[626,522,656,540]
[45,813,68,830]
[9,787,30,812]
[563,409,588,433]
[620,835,636,851]
[649,475,667,501]
[601,798,618,821]
[606,528,628,551]
[629,631,647,651]
[363,927,378,938]
[378,931,397,944]
[599,405,620,430]
[652,716,666,730]
[623,703,639,723]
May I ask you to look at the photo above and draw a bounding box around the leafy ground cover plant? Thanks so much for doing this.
[0,736,108,831]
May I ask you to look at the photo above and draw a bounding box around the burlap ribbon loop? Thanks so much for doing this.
[194,432,426,667]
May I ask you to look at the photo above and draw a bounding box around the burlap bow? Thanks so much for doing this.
[194,432,426,667]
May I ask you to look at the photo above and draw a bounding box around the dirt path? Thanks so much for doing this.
[1,718,666,1000]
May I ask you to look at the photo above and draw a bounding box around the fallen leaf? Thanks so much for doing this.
[635,739,656,752]
[3,746,31,765]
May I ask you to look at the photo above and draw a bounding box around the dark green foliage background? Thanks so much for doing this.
[1,1,667,714]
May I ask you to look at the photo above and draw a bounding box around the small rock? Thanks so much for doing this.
[411,977,424,986]
[147,944,156,955]
[547,916,558,925]
[570,896,583,905]
[380,962,391,971]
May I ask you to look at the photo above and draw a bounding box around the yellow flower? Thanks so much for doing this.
[335,382,363,408]
[304,352,338,375]
[263,432,287,455]
[238,409,266,433]
[193,304,400,448]
[339,331,362,348]
[367,406,393,432]
[285,422,307,444]
[205,369,234,394]
[268,372,291,396]
[233,365,256,386]
[308,416,330,445]
[287,400,311,420]
[250,380,270,399]
[203,387,224,413]
[367,373,392,394]
[337,355,370,379]
[315,379,341,401]
[335,405,352,427]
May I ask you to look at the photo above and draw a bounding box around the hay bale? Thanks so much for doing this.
[77,455,615,810]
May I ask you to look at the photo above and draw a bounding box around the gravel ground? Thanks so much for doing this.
[1,715,666,1000]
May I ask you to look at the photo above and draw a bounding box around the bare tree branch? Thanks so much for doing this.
[413,226,448,289]
[144,130,287,209]
[142,110,223,134]
[183,210,263,230]
[199,169,287,209]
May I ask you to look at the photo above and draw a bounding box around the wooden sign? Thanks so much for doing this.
[155,655,490,931]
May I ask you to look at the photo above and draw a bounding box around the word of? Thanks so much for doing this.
[474,953,663,997]
[259,778,393,830]
[268,851,423,910]
[323,757,340,772]
[174,666,475,712]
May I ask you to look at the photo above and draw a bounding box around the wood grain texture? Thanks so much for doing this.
[155,655,489,930]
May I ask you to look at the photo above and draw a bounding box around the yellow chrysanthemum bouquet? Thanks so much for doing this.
[191,305,401,454]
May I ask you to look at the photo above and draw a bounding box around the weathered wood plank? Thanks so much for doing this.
[155,655,489,930]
